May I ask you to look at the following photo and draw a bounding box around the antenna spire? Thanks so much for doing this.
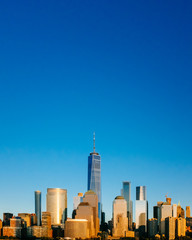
[93,132,95,152]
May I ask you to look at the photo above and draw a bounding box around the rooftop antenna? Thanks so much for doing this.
[93,132,95,153]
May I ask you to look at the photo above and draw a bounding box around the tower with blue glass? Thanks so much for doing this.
[88,133,101,220]
[35,190,41,226]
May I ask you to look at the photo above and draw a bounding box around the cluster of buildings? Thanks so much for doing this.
[0,135,191,239]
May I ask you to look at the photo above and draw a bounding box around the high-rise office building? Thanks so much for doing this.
[87,133,101,220]
[177,203,185,218]
[176,217,186,237]
[165,217,176,240]
[135,186,148,233]
[46,188,67,225]
[3,213,13,226]
[75,190,99,237]
[83,190,100,235]
[172,204,177,218]
[113,196,128,237]
[159,198,172,234]
[122,182,133,230]
[186,206,191,218]
[35,191,41,226]
[148,218,158,238]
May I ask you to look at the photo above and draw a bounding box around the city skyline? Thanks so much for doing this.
[0,0,192,225]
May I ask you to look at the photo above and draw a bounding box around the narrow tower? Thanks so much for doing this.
[87,133,101,220]
[35,190,41,226]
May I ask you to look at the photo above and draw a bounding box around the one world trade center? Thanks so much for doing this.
[88,133,101,220]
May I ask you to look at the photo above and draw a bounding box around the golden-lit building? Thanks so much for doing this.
[42,212,52,238]
[42,212,51,228]
[160,202,172,234]
[177,202,185,218]
[186,206,191,218]
[30,213,37,226]
[10,217,22,227]
[3,217,22,238]
[27,225,52,238]
[112,196,129,237]
[165,217,176,240]
[46,188,67,225]
[75,202,95,237]
[176,217,186,237]
[0,219,2,236]
[64,219,89,239]
[18,213,31,227]
[83,190,100,235]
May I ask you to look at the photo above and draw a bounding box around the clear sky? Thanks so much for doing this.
[0,0,192,222]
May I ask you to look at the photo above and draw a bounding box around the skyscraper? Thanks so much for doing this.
[46,188,67,225]
[35,191,41,226]
[122,182,133,230]
[87,133,101,220]
[186,206,191,218]
[135,186,148,234]
[112,196,128,237]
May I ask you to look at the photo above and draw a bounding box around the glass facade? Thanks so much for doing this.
[46,188,67,225]
[122,182,133,230]
[135,200,148,231]
[136,186,146,200]
[135,186,148,233]
[35,191,41,226]
[88,153,101,220]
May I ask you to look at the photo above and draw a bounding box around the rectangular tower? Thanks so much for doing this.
[122,181,133,230]
[87,133,101,220]
[135,186,148,234]
[35,191,41,226]
[46,188,67,225]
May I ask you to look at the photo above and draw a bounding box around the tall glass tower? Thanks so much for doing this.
[88,133,101,220]
[35,190,41,226]
[122,182,133,230]
[135,186,148,234]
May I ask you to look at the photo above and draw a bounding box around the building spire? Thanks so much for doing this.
[93,132,95,153]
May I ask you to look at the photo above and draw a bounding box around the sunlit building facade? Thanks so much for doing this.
[113,196,128,237]
[88,133,101,220]
[64,219,89,239]
[176,217,186,237]
[172,204,177,218]
[46,188,67,225]
[165,217,176,240]
[186,206,191,218]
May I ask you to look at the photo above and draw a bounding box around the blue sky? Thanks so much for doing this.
[0,0,192,221]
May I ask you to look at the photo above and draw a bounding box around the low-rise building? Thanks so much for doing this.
[64,219,89,239]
